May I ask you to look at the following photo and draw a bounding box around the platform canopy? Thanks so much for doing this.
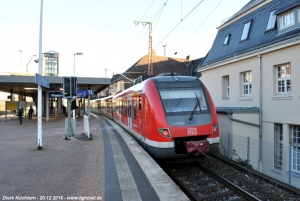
[0,75,111,96]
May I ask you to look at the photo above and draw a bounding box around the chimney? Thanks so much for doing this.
[152,49,156,56]
[186,55,192,61]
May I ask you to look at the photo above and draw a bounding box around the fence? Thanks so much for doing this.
[219,132,300,189]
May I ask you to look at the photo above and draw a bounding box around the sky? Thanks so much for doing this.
[0,0,250,78]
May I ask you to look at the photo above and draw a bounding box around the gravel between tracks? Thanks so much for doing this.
[199,154,300,201]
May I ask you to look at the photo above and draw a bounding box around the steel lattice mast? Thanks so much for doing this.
[134,21,153,76]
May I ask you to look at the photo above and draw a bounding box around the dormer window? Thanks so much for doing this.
[224,34,230,45]
[298,8,300,23]
[241,20,252,41]
[281,11,295,29]
[266,10,276,31]
[277,6,300,35]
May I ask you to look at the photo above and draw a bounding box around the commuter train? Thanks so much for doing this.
[90,73,219,159]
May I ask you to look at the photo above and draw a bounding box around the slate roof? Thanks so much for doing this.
[111,54,190,83]
[220,0,263,26]
[198,0,300,69]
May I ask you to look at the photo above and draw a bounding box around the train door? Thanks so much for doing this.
[127,97,132,131]
[113,100,117,120]
[140,95,146,147]
[116,99,121,123]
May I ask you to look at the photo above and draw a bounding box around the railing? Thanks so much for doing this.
[219,132,300,189]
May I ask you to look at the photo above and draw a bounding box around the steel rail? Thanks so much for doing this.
[197,162,262,201]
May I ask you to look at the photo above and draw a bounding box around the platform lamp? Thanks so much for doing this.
[73,52,83,77]
[73,52,83,119]
[26,55,36,74]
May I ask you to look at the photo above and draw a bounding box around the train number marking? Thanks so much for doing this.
[173,122,185,125]
[187,128,197,135]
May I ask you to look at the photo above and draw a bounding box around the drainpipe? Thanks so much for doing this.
[258,54,263,171]
[225,111,260,127]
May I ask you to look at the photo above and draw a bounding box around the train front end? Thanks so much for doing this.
[145,75,219,158]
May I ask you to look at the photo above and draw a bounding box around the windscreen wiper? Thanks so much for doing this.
[188,93,201,120]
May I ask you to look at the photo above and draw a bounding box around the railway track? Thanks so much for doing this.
[161,161,261,201]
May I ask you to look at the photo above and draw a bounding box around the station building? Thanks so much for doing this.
[196,0,300,188]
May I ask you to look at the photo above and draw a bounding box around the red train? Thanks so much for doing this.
[90,73,219,158]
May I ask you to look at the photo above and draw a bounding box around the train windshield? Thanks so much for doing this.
[156,81,209,116]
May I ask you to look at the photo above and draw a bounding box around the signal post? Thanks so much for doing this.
[63,77,77,140]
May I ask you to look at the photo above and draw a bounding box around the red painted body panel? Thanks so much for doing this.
[142,80,173,142]
[203,84,220,139]
[89,76,219,158]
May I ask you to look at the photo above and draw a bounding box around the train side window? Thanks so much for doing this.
[123,101,125,115]
[124,101,127,116]
[128,101,131,118]
[133,100,137,119]
[139,96,142,110]
[120,101,122,113]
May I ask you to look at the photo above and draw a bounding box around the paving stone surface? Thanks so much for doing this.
[0,115,105,201]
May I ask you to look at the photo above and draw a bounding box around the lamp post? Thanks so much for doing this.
[25,55,36,74]
[19,50,23,73]
[37,0,43,150]
[73,52,83,76]
[73,52,83,119]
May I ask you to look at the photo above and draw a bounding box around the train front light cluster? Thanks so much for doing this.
[212,124,219,134]
[158,128,171,138]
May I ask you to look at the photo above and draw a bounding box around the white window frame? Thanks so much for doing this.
[298,8,300,23]
[276,64,291,94]
[274,124,283,171]
[222,75,230,99]
[280,11,295,29]
[290,125,300,173]
[227,76,230,98]
[45,57,58,75]
[241,21,251,41]
[266,10,276,31]
[242,71,252,96]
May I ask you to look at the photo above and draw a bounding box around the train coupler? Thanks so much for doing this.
[186,140,209,156]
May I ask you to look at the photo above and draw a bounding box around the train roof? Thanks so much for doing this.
[90,94,114,102]
[114,74,201,98]
[152,74,200,82]
[95,74,202,101]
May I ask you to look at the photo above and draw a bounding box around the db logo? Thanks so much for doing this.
[188,128,197,135]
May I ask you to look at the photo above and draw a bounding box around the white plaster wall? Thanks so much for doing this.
[261,45,300,124]
[232,113,260,140]
[200,57,260,140]
[218,114,233,134]
[200,57,260,108]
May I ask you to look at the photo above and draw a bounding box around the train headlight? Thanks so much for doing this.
[212,124,219,134]
[158,128,171,138]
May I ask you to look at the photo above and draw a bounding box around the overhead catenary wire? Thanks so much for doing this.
[131,1,159,46]
[153,1,168,31]
[133,4,164,48]
[133,1,168,51]
[115,0,158,73]
[154,0,204,49]
[140,0,156,21]
[178,0,224,53]
[118,0,156,53]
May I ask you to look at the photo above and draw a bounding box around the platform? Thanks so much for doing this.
[0,114,189,201]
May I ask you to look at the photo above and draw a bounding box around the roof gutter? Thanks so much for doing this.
[198,34,300,72]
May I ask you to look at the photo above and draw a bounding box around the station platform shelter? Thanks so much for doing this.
[0,75,111,120]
